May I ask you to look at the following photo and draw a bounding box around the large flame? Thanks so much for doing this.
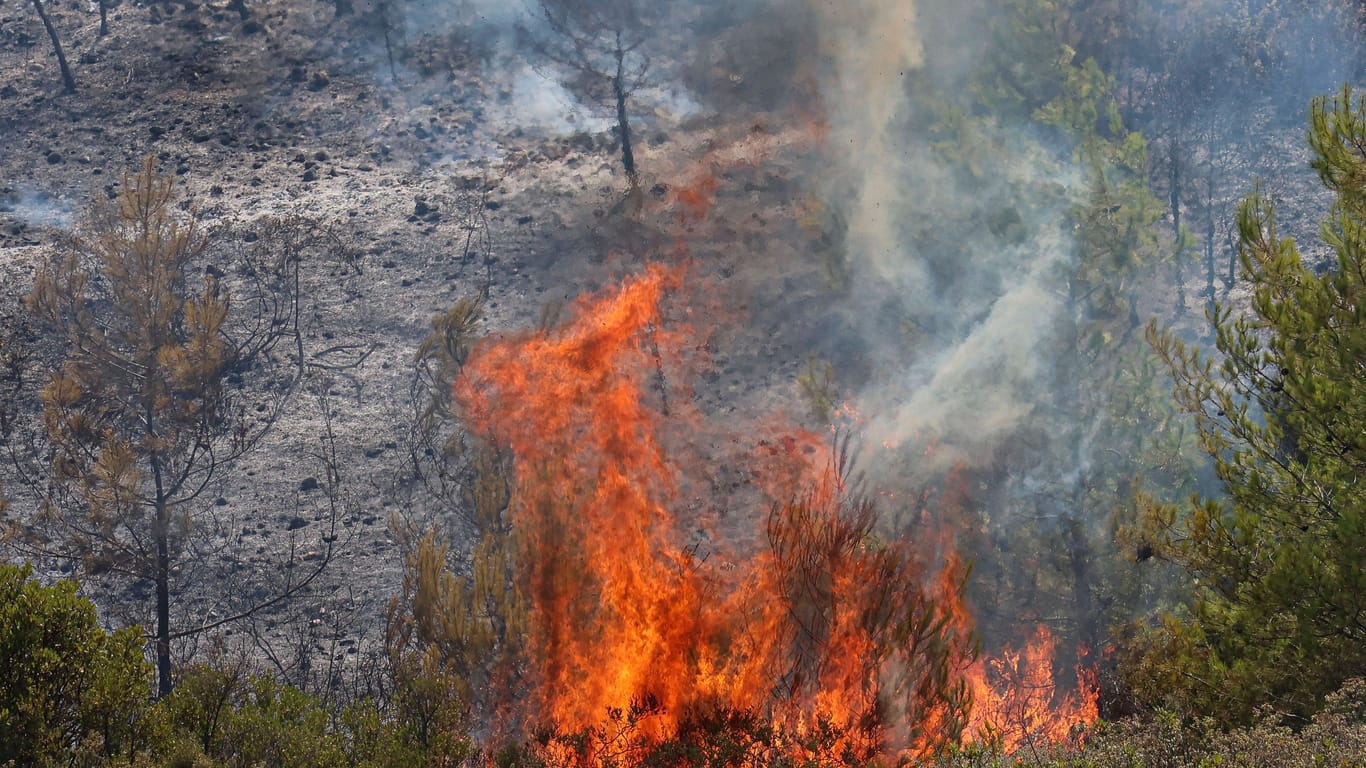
[453,263,1096,762]
[448,67,1097,755]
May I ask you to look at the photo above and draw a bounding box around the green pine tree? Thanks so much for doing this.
[1137,85,1366,722]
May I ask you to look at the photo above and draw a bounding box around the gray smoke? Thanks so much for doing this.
[807,0,1085,475]
[1,187,75,230]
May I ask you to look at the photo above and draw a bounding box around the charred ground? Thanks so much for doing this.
[0,0,854,687]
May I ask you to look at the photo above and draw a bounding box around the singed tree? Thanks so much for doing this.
[9,158,322,696]
[524,0,662,187]
[30,0,75,94]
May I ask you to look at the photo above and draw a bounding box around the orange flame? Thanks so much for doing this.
[964,626,1099,754]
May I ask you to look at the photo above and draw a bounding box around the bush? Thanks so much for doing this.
[0,563,153,767]
[149,665,347,768]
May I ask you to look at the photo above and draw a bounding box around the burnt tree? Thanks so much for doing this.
[526,0,659,187]
[30,0,75,94]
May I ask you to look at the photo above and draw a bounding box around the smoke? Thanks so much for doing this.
[788,0,1365,662]
[0,187,75,230]
[807,0,1084,473]
[809,0,927,298]
[378,0,707,144]
[490,64,615,137]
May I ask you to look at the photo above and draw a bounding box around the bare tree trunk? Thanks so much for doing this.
[613,53,637,187]
[98,0,108,36]
[31,0,76,95]
[1170,137,1186,315]
[1204,128,1217,318]
[1226,227,1238,294]
[155,504,172,696]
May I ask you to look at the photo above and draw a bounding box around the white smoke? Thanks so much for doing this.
[1,187,75,230]
[810,0,1084,470]
[495,64,614,137]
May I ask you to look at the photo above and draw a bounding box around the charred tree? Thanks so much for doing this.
[525,0,658,187]
[31,0,75,94]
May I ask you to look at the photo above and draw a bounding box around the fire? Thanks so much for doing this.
[454,265,707,734]
[964,626,1099,754]
[452,266,1097,764]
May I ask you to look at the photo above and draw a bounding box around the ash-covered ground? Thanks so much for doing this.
[0,0,852,687]
[0,0,1351,698]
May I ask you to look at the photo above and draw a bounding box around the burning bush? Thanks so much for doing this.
[416,265,1093,764]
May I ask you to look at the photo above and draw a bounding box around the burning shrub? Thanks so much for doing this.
[445,266,987,761]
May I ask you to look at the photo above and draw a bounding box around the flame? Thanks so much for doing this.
[452,267,1096,763]
[964,626,1099,753]
[455,265,705,735]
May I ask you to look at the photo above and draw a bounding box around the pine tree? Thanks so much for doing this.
[1138,86,1366,721]
[11,158,312,696]
[387,299,527,744]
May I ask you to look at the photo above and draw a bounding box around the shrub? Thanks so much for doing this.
[0,563,152,767]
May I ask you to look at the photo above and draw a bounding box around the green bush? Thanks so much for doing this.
[148,665,347,768]
[0,563,153,767]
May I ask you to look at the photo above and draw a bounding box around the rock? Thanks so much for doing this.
[45,151,62,164]
[308,71,330,91]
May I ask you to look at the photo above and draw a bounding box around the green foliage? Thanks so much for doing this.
[0,563,152,767]
[925,0,1199,700]
[1137,86,1366,722]
[156,667,347,768]
[146,663,464,768]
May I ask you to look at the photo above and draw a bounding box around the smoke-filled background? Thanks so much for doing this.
[392,0,1366,715]
[2,0,1366,756]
